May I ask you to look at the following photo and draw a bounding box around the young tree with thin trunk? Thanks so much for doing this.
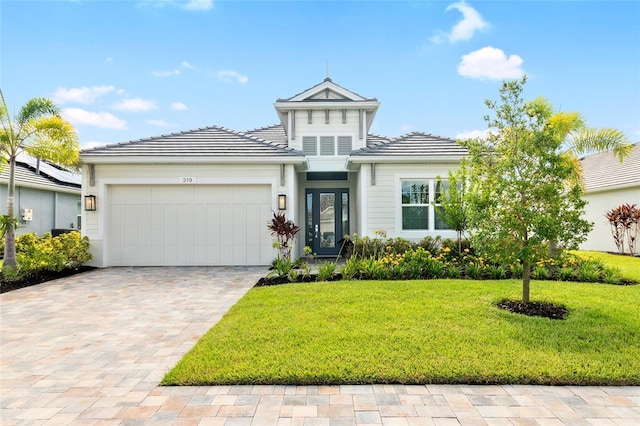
[1,89,79,268]
[458,76,594,303]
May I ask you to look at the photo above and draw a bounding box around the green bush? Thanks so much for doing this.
[1,231,92,283]
[317,261,336,281]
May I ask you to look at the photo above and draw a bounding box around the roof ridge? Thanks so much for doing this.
[244,124,282,132]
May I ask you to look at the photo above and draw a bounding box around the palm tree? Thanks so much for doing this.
[0,89,79,268]
[543,105,631,184]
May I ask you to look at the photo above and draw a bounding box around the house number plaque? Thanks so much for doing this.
[179,177,197,183]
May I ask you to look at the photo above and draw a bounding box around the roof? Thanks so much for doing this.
[581,142,640,192]
[0,155,81,193]
[276,77,377,103]
[244,125,288,147]
[80,125,305,164]
[350,132,467,158]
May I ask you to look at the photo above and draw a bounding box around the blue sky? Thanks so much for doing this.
[2,0,639,149]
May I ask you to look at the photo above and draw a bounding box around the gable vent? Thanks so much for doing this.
[338,136,352,155]
[320,136,335,155]
[303,136,317,155]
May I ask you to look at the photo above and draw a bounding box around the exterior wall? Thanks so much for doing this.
[0,185,80,236]
[82,163,287,267]
[290,109,364,172]
[580,185,640,254]
[363,163,460,240]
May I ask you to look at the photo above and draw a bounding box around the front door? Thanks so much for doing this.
[305,188,349,256]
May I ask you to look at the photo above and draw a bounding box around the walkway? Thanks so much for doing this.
[1,267,638,425]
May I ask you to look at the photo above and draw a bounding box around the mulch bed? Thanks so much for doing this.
[496,299,569,320]
[0,266,96,294]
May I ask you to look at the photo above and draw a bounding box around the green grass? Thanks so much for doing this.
[573,250,640,281]
[162,278,640,386]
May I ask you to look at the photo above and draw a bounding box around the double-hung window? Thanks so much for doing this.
[400,179,451,231]
[401,180,430,230]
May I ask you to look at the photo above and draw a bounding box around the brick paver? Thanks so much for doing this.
[1,267,639,425]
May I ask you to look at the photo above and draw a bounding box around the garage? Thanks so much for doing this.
[107,184,273,266]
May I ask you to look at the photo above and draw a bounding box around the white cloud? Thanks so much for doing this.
[146,119,173,127]
[113,98,158,112]
[181,61,198,70]
[138,0,213,11]
[455,129,494,140]
[431,0,488,44]
[105,57,113,64]
[181,0,213,10]
[81,141,107,149]
[171,102,188,111]
[458,46,525,80]
[152,69,181,77]
[216,70,248,84]
[53,85,115,105]
[62,108,127,129]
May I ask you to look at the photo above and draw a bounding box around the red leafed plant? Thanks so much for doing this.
[267,211,300,261]
[605,203,640,255]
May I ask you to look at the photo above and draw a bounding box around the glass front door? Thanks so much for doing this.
[305,188,349,256]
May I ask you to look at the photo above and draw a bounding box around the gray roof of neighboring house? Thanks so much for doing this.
[0,155,81,193]
[351,132,467,157]
[581,142,640,192]
[80,126,304,158]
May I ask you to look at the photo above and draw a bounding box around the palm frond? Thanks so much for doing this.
[567,128,630,161]
[548,111,584,139]
[16,97,60,127]
[25,116,80,167]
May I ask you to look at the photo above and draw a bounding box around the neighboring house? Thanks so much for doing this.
[0,154,82,236]
[580,142,640,255]
[80,78,466,267]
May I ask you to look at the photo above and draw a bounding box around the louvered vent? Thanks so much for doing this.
[320,136,335,155]
[303,136,317,155]
[338,136,352,155]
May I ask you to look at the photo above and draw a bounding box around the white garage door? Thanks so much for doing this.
[107,185,273,266]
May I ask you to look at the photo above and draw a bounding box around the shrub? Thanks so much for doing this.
[532,266,549,280]
[1,231,92,283]
[317,261,336,281]
[602,267,623,285]
[488,265,507,279]
[340,257,361,280]
[576,260,602,283]
[416,236,441,253]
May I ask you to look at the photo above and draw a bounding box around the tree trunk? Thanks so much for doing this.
[3,157,18,268]
[522,259,530,302]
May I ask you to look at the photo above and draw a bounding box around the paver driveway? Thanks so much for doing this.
[1,267,639,425]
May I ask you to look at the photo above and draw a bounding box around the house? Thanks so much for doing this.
[580,142,640,255]
[0,154,82,236]
[80,78,466,267]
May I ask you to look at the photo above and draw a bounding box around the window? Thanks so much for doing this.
[400,179,452,231]
[401,180,429,230]
[434,180,449,230]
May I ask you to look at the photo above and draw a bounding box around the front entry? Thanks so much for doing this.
[305,188,349,256]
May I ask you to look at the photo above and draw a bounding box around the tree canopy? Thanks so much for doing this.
[457,76,601,302]
[1,89,80,268]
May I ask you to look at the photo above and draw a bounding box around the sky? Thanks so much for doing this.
[1,0,639,149]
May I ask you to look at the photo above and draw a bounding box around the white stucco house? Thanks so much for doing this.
[80,78,466,267]
[1,154,81,236]
[580,142,640,255]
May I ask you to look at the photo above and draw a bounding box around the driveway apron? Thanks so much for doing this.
[1,267,639,425]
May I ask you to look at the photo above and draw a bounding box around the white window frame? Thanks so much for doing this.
[395,175,454,237]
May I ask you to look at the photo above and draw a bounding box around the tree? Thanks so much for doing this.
[436,164,468,255]
[458,76,594,302]
[0,90,79,268]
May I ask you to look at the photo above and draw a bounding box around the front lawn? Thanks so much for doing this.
[162,278,640,386]
[573,250,640,281]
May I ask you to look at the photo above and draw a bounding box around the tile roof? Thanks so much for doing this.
[244,125,288,147]
[80,126,304,159]
[352,132,467,157]
[581,142,640,192]
[0,156,81,193]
